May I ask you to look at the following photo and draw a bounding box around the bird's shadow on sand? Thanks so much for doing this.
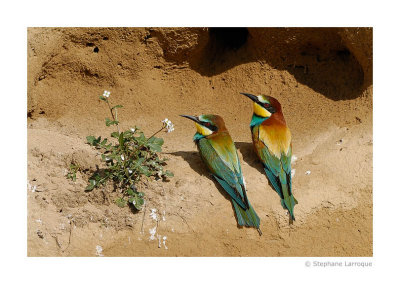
[234,142,265,175]
[235,142,279,197]
[169,150,233,201]
[170,150,253,230]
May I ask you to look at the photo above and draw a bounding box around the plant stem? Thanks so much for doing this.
[141,202,147,234]
[106,99,120,134]
[148,127,165,140]
[115,108,119,131]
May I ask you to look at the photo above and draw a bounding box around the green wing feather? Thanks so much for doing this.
[197,137,247,208]
[196,135,260,230]
[208,133,244,186]
[259,139,297,220]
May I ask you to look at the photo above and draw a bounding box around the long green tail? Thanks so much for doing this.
[232,200,262,235]
[278,168,298,222]
[281,195,298,221]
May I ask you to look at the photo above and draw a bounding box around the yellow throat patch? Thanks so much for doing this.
[195,123,213,136]
[253,102,271,118]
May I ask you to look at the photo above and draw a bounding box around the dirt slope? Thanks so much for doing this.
[27,27,372,256]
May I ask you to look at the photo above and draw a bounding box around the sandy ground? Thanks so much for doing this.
[27,27,372,256]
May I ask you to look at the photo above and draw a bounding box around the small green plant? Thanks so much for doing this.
[84,90,174,210]
[66,163,82,182]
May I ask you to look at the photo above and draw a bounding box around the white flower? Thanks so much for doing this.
[162,236,168,249]
[121,155,124,161]
[130,128,136,133]
[149,208,158,221]
[162,118,175,133]
[95,245,104,257]
[128,169,133,174]
[102,90,110,98]
[158,235,162,248]
[149,226,157,240]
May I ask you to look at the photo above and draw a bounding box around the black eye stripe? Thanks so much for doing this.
[256,101,269,107]
[256,101,276,114]
[201,121,218,131]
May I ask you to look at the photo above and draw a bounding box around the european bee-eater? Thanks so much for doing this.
[180,114,262,235]
[239,93,298,223]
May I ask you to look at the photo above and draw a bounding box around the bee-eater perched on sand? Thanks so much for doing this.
[239,93,298,223]
[180,114,262,235]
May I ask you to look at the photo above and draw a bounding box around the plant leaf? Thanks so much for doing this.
[86,136,96,145]
[115,197,127,208]
[147,137,164,152]
[85,179,97,192]
[129,192,145,210]
[111,131,119,138]
[100,138,108,146]
[119,132,124,147]
[136,133,146,145]
[105,118,119,126]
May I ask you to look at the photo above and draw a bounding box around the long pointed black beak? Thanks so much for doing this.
[239,92,259,103]
[180,115,200,123]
